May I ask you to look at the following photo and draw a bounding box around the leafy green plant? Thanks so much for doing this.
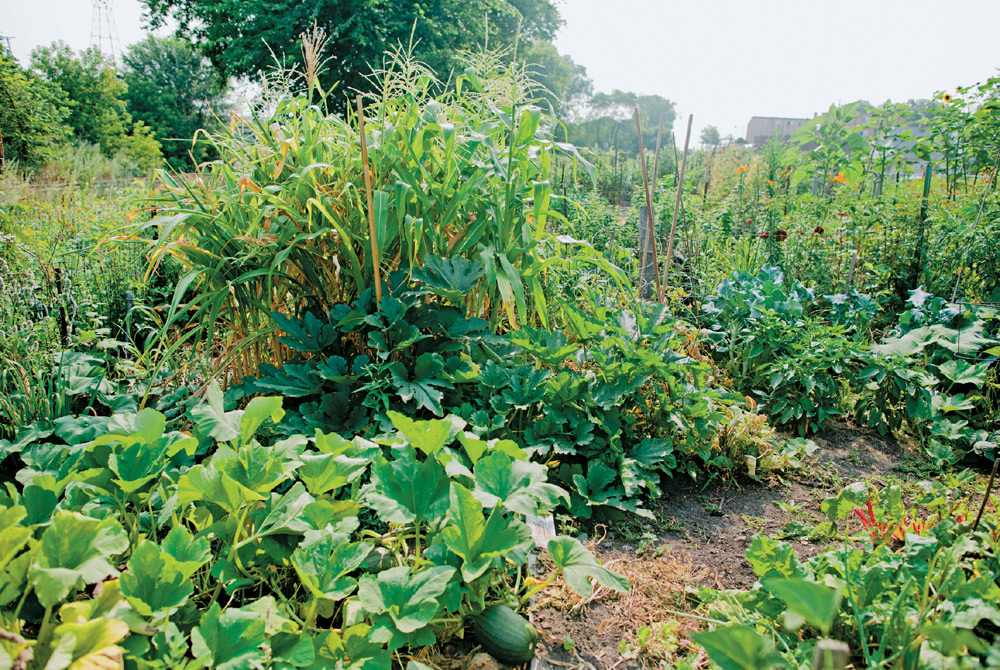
[692,479,999,670]
[703,266,865,434]
[0,385,627,668]
[855,289,999,463]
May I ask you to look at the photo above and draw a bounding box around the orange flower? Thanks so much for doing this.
[831,173,849,184]
[736,164,750,174]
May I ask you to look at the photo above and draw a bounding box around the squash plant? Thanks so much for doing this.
[0,386,626,669]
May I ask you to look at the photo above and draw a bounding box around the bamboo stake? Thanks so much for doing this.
[651,113,665,196]
[356,95,383,305]
[635,108,662,301]
[659,114,692,301]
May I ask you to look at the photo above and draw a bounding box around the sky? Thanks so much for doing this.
[4,0,1000,142]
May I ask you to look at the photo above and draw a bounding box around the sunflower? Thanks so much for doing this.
[943,93,953,103]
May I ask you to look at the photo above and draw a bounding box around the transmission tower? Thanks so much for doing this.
[90,0,123,60]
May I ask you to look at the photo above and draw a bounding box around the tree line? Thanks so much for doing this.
[1,0,681,176]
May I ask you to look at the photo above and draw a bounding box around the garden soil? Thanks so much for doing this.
[503,423,910,670]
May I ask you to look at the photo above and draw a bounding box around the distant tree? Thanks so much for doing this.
[517,40,591,119]
[122,35,229,170]
[700,125,720,147]
[0,52,72,170]
[140,0,563,111]
[30,43,133,155]
[567,90,675,151]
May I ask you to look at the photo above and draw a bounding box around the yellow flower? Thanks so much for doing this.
[943,93,953,103]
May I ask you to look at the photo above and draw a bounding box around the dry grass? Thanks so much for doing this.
[529,532,715,669]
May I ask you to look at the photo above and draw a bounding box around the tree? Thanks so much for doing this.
[140,0,563,111]
[566,90,675,152]
[517,40,591,119]
[30,43,133,155]
[700,125,720,147]
[122,35,229,170]
[0,52,72,171]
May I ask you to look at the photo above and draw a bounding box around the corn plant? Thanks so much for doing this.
[140,47,614,383]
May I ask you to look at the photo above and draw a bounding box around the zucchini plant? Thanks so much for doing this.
[0,385,627,669]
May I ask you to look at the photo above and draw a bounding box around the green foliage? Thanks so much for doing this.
[855,290,999,463]
[30,43,134,156]
[249,277,729,517]
[0,387,625,667]
[122,35,229,170]
[704,266,865,434]
[141,0,563,112]
[145,49,613,385]
[694,479,1000,670]
[0,52,72,170]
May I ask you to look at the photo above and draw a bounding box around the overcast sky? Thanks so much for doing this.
[4,0,1000,141]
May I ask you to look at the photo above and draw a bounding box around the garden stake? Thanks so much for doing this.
[356,95,383,305]
[951,142,1000,301]
[846,250,858,293]
[651,113,665,197]
[634,107,661,301]
[659,114,692,301]
[972,454,998,532]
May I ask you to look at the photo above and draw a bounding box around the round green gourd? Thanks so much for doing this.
[474,604,538,666]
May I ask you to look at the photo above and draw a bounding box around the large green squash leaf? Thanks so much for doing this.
[364,451,450,526]
[439,483,522,581]
[357,565,456,649]
[191,603,268,670]
[120,540,193,616]
[472,452,566,516]
[29,511,129,608]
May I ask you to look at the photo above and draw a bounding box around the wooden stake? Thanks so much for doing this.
[651,113,665,196]
[659,114,692,301]
[356,95,383,305]
[635,108,661,301]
